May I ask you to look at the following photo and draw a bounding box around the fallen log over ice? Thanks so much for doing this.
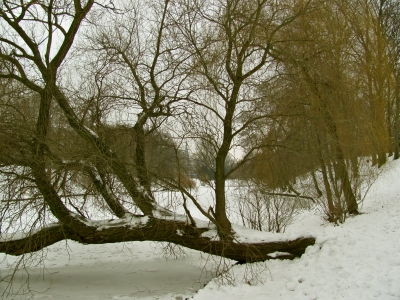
[0,216,315,263]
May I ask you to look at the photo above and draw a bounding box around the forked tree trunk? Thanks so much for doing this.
[321,102,359,215]
[52,87,160,216]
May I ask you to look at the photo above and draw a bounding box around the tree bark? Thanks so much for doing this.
[215,151,232,237]
[0,217,315,263]
[393,90,400,159]
[86,165,128,218]
[134,122,152,195]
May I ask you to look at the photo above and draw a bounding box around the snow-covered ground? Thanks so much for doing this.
[194,160,400,300]
[1,160,400,299]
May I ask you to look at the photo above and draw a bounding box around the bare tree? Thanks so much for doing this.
[0,0,314,267]
[79,0,193,193]
[376,0,400,159]
[250,0,393,222]
[172,0,312,236]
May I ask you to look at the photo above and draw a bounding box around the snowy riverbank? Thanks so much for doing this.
[1,160,400,299]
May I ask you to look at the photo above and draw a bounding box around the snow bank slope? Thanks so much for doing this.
[194,160,400,300]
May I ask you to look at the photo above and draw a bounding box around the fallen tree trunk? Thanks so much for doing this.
[0,216,315,263]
